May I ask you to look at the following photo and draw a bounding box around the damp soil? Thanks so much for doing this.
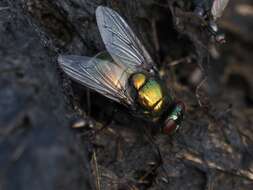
[0,0,253,190]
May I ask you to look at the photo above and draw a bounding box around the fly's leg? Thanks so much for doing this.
[78,106,119,141]
[70,88,94,131]
[74,66,131,138]
[70,94,117,140]
[79,67,131,140]
[140,125,171,182]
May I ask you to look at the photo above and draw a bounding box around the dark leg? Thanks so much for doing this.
[79,106,119,140]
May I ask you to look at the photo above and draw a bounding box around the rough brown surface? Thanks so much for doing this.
[0,0,252,190]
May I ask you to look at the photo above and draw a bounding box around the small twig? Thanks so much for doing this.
[0,67,22,75]
[86,89,91,117]
[0,6,10,11]
[151,18,160,62]
[168,55,193,67]
[92,150,101,190]
[180,151,253,181]
[195,77,208,107]
[11,140,28,161]
[101,174,137,189]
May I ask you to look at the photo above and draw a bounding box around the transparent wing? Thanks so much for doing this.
[58,53,134,105]
[96,6,157,73]
[211,0,230,21]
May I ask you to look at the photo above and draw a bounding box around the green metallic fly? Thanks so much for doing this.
[58,6,185,134]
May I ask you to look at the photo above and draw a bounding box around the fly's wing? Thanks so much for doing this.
[96,6,157,73]
[58,53,134,106]
[211,0,230,21]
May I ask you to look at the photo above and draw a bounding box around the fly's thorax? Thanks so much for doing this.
[138,79,164,112]
[129,72,172,116]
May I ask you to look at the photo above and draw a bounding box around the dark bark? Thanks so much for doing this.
[0,0,252,190]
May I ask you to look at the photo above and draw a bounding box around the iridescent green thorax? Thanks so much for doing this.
[138,79,163,111]
[130,72,172,117]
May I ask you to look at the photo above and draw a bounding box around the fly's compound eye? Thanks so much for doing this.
[163,118,178,135]
[215,33,226,44]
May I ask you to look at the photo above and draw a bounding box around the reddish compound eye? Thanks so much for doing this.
[163,119,177,135]
[215,33,226,44]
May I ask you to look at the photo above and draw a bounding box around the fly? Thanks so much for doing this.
[58,6,185,135]
[193,0,230,43]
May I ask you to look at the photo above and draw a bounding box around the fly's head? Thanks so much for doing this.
[207,20,226,43]
[163,100,185,135]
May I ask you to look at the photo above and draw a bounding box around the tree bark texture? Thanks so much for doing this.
[0,0,253,189]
